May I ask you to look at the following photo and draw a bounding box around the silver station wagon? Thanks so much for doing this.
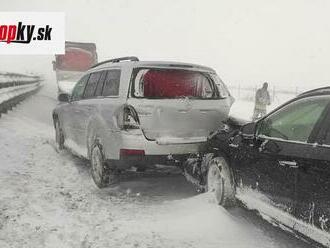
[53,57,234,187]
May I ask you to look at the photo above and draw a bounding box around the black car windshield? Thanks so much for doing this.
[132,68,216,99]
[258,95,330,142]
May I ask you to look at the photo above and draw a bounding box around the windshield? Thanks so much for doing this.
[258,96,330,142]
[132,68,217,99]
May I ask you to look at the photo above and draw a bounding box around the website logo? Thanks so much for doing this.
[0,12,64,54]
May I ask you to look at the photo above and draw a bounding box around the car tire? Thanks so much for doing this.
[206,156,236,208]
[90,141,116,188]
[54,118,64,150]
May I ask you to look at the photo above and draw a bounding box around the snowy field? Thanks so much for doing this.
[0,82,311,248]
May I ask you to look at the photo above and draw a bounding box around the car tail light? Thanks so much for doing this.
[120,149,145,156]
[117,105,140,130]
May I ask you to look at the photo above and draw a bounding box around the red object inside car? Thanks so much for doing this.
[143,70,208,98]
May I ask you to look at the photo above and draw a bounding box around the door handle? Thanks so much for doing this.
[278,160,299,169]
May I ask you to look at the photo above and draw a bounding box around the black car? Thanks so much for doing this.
[184,87,330,247]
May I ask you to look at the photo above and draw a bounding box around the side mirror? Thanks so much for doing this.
[58,93,70,102]
[240,122,257,139]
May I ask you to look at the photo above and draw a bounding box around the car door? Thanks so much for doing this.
[82,69,121,136]
[81,69,121,134]
[97,69,122,133]
[73,71,104,151]
[294,97,330,243]
[61,74,89,144]
[237,95,330,226]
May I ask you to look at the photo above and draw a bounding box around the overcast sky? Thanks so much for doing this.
[1,0,330,90]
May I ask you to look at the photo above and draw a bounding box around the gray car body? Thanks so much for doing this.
[53,60,234,168]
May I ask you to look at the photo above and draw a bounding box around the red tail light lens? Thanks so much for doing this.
[120,149,145,156]
[117,105,140,130]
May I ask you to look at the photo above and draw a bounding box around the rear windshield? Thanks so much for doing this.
[132,68,218,99]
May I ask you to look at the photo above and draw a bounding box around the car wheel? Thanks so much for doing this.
[207,156,236,207]
[90,142,112,188]
[54,119,64,150]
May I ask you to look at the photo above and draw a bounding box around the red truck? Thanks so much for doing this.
[53,41,97,95]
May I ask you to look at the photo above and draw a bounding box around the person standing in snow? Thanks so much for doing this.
[252,82,271,121]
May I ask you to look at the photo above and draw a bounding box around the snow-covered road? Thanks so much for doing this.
[0,83,312,248]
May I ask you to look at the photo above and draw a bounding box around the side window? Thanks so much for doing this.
[71,75,89,101]
[258,96,329,142]
[84,72,101,98]
[95,71,107,97]
[198,76,214,98]
[102,70,121,96]
[211,74,230,98]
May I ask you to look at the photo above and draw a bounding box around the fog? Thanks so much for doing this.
[1,0,330,89]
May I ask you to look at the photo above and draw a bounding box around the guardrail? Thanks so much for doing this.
[0,72,42,117]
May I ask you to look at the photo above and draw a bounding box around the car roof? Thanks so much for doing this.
[297,86,330,98]
[87,59,216,73]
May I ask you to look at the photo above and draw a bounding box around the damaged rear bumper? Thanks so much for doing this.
[104,129,207,168]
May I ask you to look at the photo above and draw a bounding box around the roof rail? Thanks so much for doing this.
[90,56,139,69]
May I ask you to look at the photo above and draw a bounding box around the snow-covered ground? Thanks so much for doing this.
[0,82,311,248]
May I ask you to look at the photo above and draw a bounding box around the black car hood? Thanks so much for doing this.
[225,116,249,130]
[208,116,249,141]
